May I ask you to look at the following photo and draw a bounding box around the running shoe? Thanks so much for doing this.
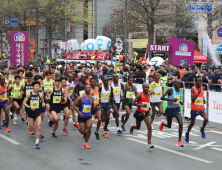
[82,143,90,149]
[52,121,55,126]
[103,127,109,131]
[74,122,79,129]
[151,124,154,130]
[26,121,28,126]
[21,118,25,122]
[101,122,105,126]
[63,115,65,121]
[121,114,125,124]
[33,143,40,149]
[5,127,11,132]
[0,124,2,129]
[93,114,98,120]
[117,129,122,135]
[10,114,13,119]
[13,118,17,125]
[14,113,17,120]
[29,131,35,135]
[34,122,37,126]
[68,113,71,118]
[24,112,27,120]
[94,132,100,140]
[40,134,44,139]
[83,132,86,139]
[177,141,184,147]
[62,128,69,134]
[159,120,164,131]
[185,132,189,143]
[121,125,126,132]
[52,133,57,138]
[48,119,52,127]
[103,131,109,138]
[130,124,134,134]
[2,120,6,126]
[200,128,206,139]
[147,143,154,148]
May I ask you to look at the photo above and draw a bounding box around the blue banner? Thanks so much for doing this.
[189,5,213,13]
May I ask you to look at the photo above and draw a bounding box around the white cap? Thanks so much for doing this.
[58,65,62,68]
[30,65,33,67]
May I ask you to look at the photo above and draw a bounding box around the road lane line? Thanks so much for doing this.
[126,138,213,164]
[0,133,21,145]
[211,147,222,152]
[193,142,217,150]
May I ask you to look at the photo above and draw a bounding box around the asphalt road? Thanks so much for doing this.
[0,111,222,170]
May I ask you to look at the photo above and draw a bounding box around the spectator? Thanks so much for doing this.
[179,66,183,80]
[106,65,116,79]
[206,66,216,91]
[172,65,180,79]
[102,63,108,75]
[133,64,146,84]
[181,66,193,88]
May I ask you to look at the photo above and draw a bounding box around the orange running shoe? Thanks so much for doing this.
[93,114,98,120]
[177,141,184,147]
[74,122,79,129]
[24,112,27,120]
[82,143,90,149]
[101,122,105,126]
[29,131,34,135]
[62,128,69,134]
[5,127,11,132]
[68,113,71,118]
[34,122,37,126]
[103,131,109,138]
[52,121,55,125]
[159,120,165,131]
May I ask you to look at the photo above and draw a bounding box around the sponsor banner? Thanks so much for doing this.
[208,91,222,124]
[184,89,207,120]
[10,31,29,66]
[133,39,148,48]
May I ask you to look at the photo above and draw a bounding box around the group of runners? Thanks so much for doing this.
[0,65,208,150]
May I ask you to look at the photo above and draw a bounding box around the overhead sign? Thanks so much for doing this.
[147,44,172,52]
[189,5,213,13]
[151,53,166,59]
[133,39,148,48]
[217,28,222,37]
[3,18,18,26]
[217,44,222,54]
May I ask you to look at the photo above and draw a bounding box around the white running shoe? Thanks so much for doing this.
[13,113,17,120]
[13,118,17,125]
[151,124,154,130]
[147,143,154,148]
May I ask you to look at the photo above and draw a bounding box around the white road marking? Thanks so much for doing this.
[193,142,217,150]
[209,131,222,135]
[0,133,21,145]
[211,147,222,152]
[126,138,213,164]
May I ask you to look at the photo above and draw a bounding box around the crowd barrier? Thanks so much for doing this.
[121,81,222,124]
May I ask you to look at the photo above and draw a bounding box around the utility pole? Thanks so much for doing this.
[219,0,221,27]
[36,0,39,58]
[124,0,127,64]
[65,0,67,42]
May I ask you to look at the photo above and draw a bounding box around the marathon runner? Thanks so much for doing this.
[23,81,45,149]
[131,83,154,148]
[121,76,137,131]
[185,76,208,143]
[159,80,184,147]
[110,74,123,134]
[73,85,95,149]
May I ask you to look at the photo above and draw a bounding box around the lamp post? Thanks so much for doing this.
[124,0,127,64]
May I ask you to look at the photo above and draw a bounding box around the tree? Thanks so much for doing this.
[103,8,144,43]
[120,0,176,59]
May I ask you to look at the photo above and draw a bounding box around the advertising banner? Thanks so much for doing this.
[10,31,29,66]
[66,42,72,51]
[133,39,148,48]
[208,91,222,124]
[167,37,195,66]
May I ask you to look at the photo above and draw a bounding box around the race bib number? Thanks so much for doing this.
[113,89,120,94]
[195,97,203,105]
[0,93,7,99]
[68,90,73,95]
[93,95,99,103]
[174,95,180,104]
[141,102,150,111]
[79,90,85,96]
[83,105,91,112]
[30,100,39,108]
[102,94,110,98]
[26,90,32,95]
[126,91,133,98]
[53,96,61,103]
[155,92,161,96]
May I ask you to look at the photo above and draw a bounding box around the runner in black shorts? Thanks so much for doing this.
[131,83,155,149]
